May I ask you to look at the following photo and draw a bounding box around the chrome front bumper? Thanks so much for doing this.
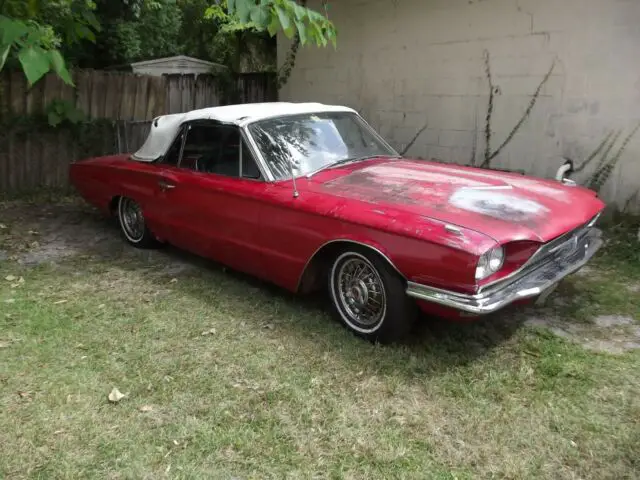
[406,227,603,315]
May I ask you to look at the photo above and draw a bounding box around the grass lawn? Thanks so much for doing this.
[1,198,639,479]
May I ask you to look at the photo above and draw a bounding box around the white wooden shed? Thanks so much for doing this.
[130,55,226,76]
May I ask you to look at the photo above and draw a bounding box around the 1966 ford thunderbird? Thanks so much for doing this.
[70,102,605,343]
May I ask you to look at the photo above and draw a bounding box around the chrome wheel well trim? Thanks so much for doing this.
[296,239,406,292]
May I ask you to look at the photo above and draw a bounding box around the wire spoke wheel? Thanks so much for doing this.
[119,197,145,243]
[331,252,387,333]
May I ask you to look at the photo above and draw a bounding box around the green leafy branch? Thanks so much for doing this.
[204,0,333,87]
[224,0,337,47]
[0,104,89,151]
[0,0,99,87]
[46,99,85,127]
[0,15,73,85]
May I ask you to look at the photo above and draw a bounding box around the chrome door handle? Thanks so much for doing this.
[158,180,176,191]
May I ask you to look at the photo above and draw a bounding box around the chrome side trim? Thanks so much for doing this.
[296,239,406,292]
[407,227,603,315]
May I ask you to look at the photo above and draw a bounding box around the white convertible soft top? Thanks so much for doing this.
[132,102,357,162]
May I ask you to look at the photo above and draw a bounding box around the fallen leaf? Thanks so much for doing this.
[0,223,6,229]
[262,324,274,330]
[108,387,127,403]
[169,278,178,283]
[4,275,16,281]
[98,304,105,309]
[53,299,68,305]
[139,405,153,412]
[17,391,32,401]
[0,341,11,348]
[201,328,216,336]
[53,429,65,435]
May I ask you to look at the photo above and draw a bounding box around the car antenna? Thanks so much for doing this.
[288,158,300,198]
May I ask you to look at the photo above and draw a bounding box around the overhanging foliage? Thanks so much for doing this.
[221,0,336,47]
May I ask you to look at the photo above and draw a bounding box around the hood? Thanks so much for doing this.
[309,158,605,244]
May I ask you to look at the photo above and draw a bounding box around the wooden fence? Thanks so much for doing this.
[0,69,277,194]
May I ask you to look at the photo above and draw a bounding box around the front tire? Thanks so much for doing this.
[328,248,417,344]
[117,196,158,248]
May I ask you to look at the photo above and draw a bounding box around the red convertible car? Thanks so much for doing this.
[70,102,605,343]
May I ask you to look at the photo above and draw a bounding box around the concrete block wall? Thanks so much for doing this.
[278,0,640,210]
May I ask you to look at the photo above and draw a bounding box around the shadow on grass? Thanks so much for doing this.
[98,226,527,370]
[5,200,528,375]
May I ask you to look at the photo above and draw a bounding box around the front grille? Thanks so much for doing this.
[527,213,600,269]
[479,213,600,294]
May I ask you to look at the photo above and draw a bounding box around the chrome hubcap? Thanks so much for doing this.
[120,198,144,241]
[335,256,386,328]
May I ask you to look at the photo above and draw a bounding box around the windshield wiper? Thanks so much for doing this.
[306,154,401,178]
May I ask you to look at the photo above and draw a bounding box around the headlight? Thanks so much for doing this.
[475,246,505,280]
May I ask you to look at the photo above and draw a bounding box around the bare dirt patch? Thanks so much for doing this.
[0,198,195,276]
[627,283,640,294]
[524,313,640,354]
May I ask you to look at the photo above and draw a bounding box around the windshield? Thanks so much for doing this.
[247,112,397,180]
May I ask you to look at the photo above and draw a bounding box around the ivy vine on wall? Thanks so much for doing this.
[478,50,556,168]
[565,123,640,194]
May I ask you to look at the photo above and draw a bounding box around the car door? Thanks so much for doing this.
[153,121,272,279]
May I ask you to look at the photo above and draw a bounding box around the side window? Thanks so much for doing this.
[241,138,262,180]
[183,124,240,176]
[162,129,185,166]
[161,122,263,181]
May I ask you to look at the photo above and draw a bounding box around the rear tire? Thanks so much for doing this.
[328,247,417,344]
[117,196,158,249]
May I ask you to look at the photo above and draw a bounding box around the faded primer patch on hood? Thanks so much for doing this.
[315,158,605,243]
[449,187,550,223]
